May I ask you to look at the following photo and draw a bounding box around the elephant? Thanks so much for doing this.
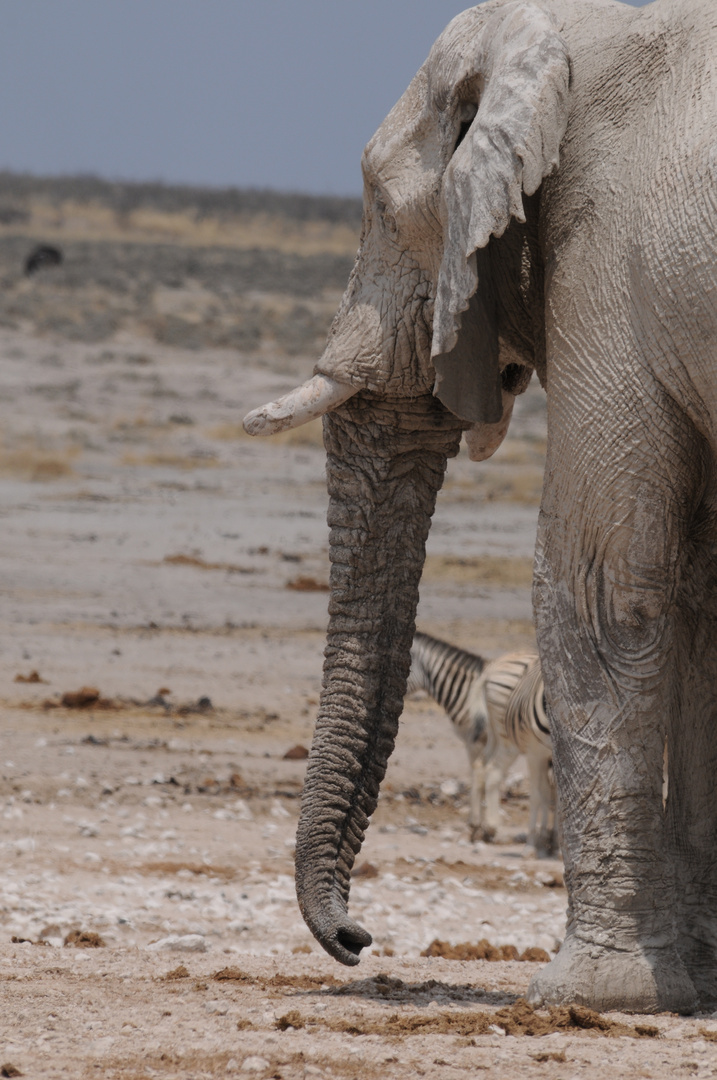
[243,0,717,1014]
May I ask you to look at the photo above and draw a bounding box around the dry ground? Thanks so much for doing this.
[0,219,714,1076]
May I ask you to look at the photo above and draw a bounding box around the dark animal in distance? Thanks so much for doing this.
[25,244,63,276]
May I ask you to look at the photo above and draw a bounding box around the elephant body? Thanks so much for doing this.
[244,0,717,1013]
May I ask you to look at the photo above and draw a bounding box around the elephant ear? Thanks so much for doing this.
[432,1,570,424]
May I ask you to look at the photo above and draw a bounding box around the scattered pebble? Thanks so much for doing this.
[241,1057,270,1074]
[146,934,207,953]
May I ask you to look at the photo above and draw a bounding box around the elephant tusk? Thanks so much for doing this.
[242,374,357,436]
[464,392,515,461]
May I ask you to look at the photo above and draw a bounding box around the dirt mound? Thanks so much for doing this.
[162,965,190,981]
[333,972,507,1006]
[14,670,45,684]
[275,998,660,1039]
[63,930,106,948]
[352,861,379,879]
[212,968,340,990]
[421,938,550,963]
[283,744,309,760]
[51,686,119,709]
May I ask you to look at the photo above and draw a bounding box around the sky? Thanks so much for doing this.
[0,0,649,197]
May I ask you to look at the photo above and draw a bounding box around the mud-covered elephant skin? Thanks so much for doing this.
[244,0,717,1014]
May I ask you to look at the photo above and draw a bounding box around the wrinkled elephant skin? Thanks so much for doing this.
[244,0,717,1015]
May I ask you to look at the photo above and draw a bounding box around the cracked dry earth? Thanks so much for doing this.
[1,329,716,1078]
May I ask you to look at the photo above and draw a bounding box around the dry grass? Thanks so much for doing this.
[423,554,534,588]
[0,440,77,481]
[443,467,545,506]
[162,553,254,574]
[207,418,325,447]
[121,451,219,470]
[2,198,361,256]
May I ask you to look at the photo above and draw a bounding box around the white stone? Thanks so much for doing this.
[233,800,253,821]
[146,933,207,952]
[241,1057,270,1073]
[440,778,460,797]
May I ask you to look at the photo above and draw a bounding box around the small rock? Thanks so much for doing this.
[440,778,460,797]
[241,1058,270,1074]
[1,1065,23,1078]
[205,1000,229,1015]
[146,934,207,953]
[233,799,253,821]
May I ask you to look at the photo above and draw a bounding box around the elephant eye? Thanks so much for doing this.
[453,118,473,155]
[383,209,399,237]
[376,197,399,239]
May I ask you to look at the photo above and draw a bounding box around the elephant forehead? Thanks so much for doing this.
[363,69,434,182]
[361,6,487,202]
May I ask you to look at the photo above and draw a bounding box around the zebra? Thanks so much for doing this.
[406,631,557,855]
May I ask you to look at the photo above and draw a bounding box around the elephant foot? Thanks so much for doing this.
[677,917,717,1009]
[527,932,698,1014]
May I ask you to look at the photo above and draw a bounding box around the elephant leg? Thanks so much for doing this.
[668,498,717,1006]
[528,375,703,1014]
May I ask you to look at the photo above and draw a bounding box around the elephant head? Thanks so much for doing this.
[243,1,570,965]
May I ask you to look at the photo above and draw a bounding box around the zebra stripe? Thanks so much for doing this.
[407,631,556,853]
[407,632,486,743]
[503,656,551,751]
[408,632,550,753]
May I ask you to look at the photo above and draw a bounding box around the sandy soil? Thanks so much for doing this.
[1,329,715,1078]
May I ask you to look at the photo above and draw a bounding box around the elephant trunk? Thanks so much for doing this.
[295,392,464,965]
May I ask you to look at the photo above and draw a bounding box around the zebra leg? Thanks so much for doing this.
[526,746,554,857]
[528,371,701,1013]
[468,753,488,842]
[483,742,518,843]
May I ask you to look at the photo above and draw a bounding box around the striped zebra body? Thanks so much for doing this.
[407,633,557,854]
[501,655,551,753]
[407,633,487,746]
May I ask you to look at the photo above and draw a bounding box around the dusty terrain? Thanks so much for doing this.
[0,180,715,1078]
